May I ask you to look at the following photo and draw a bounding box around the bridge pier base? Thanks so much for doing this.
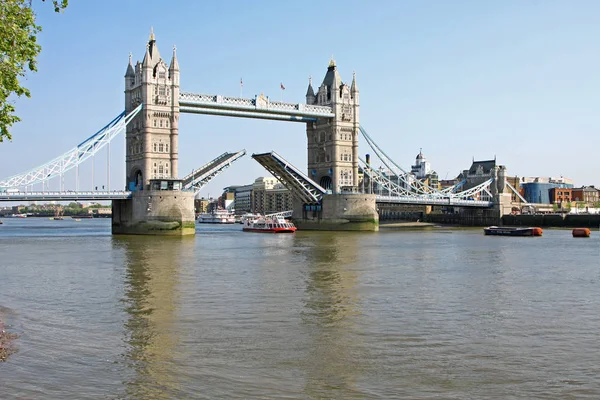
[293,193,379,231]
[112,190,196,236]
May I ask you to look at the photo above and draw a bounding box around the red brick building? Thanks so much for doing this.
[549,187,572,204]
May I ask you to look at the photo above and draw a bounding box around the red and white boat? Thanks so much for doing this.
[242,215,297,233]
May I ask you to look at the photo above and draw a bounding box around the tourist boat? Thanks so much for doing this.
[483,226,543,237]
[242,215,297,233]
[197,208,236,224]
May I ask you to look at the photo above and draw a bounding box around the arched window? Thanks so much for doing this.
[159,120,163,128]
[153,143,157,152]
[159,165,164,176]
[159,143,164,152]
[153,120,157,127]
[165,144,169,153]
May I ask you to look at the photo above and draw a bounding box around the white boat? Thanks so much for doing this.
[197,208,236,224]
[240,213,261,224]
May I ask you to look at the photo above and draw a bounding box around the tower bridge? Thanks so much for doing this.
[0,30,515,234]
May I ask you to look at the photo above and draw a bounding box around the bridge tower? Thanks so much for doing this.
[305,58,359,192]
[113,30,195,235]
[297,59,378,230]
[124,29,180,190]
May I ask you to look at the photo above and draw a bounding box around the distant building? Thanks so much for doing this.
[194,198,211,214]
[251,177,294,215]
[232,184,253,215]
[410,149,439,189]
[571,186,599,205]
[549,187,572,204]
[411,149,431,179]
[218,188,235,211]
[456,158,499,201]
[520,177,574,204]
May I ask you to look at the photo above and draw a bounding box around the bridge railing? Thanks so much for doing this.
[0,190,132,201]
[376,195,493,207]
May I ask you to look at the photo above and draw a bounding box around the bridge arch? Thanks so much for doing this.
[319,176,332,190]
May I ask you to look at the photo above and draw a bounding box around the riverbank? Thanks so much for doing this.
[379,220,438,230]
[0,319,18,362]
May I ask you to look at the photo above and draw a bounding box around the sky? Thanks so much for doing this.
[1,0,599,196]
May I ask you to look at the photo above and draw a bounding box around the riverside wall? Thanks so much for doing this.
[424,209,501,227]
[502,214,600,228]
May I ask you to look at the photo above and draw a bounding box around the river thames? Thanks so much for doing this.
[1,218,599,399]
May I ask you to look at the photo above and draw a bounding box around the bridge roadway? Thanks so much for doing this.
[0,191,132,202]
[0,190,494,208]
[179,92,335,122]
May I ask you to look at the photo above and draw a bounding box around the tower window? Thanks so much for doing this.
[153,143,157,152]
[166,144,169,153]
[153,120,157,127]
[159,143,164,152]
[160,120,163,128]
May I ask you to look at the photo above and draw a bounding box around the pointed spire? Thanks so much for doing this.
[328,54,336,68]
[142,42,151,67]
[169,44,179,71]
[351,71,358,93]
[125,52,135,77]
[149,26,155,42]
[306,75,315,97]
[322,55,341,91]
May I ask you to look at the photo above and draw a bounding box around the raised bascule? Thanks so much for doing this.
[0,30,519,234]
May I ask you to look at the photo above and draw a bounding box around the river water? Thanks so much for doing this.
[0,218,599,399]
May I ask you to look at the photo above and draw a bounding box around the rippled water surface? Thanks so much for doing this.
[1,218,599,399]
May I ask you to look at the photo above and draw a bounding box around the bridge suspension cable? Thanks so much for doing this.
[359,126,442,196]
[358,125,495,202]
[0,104,143,189]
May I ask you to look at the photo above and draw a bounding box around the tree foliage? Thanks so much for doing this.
[0,0,67,142]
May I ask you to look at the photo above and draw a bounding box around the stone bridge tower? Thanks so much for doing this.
[305,58,359,193]
[296,59,378,231]
[124,29,180,191]
[114,30,194,236]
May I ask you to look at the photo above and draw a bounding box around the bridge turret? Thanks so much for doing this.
[305,76,315,104]
[169,46,179,78]
[351,71,359,101]
[124,53,135,111]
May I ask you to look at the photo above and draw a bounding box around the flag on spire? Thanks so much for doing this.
[240,78,243,87]
[280,83,286,90]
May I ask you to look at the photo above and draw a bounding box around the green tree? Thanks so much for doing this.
[0,0,68,142]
